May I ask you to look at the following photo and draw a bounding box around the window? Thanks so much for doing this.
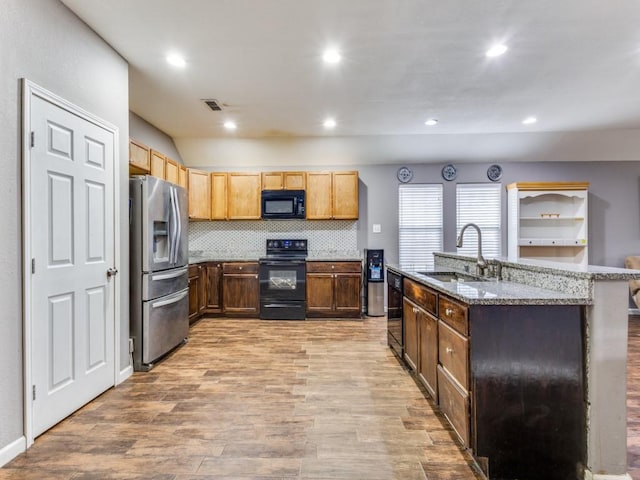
[456,183,502,257]
[399,184,443,270]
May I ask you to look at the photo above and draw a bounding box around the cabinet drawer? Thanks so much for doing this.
[306,261,361,273]
[222,262,259,274]
[439,321,469,390]
[438,296,468,335]
[437,365,469,446]
[403,278,437,315]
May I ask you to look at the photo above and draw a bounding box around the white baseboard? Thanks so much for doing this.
[0,436,26,468]
[584,471,632,480]
[117,364,133,385]
[629,308,640,316]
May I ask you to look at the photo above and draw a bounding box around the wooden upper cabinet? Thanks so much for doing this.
[284,172,306,190]
[332,171,359,219]
[129,139,151,174]
[261,171,307,190]
[178,164,188,190]
[227,172,261,219]
[211,172,228,220]
[165,157,180,185]
[150,150,166,179]
[262,172,284,190]
[306,172,333,219]
[188,168,211,220]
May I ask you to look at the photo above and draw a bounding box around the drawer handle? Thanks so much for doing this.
[445,308,453,316]
[239,266,243,270]
[413,307,418,314]
[446,347,454,354]
[331,265,335,269]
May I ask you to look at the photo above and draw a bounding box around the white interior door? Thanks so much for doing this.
[29,92,116,437]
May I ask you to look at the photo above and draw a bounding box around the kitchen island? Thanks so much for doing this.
[388,252,640,480]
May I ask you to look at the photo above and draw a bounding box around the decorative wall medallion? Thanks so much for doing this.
[397,166,413,183]
[487,164,503,182]
[441,164,457,181]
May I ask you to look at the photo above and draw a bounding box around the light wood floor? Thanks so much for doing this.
[2,315,640,479]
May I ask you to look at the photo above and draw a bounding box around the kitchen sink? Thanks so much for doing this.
[416,271,490,282]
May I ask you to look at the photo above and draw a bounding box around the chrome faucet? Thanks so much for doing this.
[457,223,487,276]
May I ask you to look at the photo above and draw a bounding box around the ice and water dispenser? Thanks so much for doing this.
[364,249,384,317]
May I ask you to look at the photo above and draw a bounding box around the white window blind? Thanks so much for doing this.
[456,183,502,257]
[399,184,443,270]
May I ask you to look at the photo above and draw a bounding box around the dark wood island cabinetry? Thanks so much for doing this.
[399,274,585,480]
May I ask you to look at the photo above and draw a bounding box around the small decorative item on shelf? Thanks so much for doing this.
[540,213,561,218]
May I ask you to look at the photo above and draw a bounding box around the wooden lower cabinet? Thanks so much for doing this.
[402,298,418,371]
[205,262,223,313]
[222,262,259,316]
[400,273,586,480]
[306,261,361,318]
[188,264,204,324]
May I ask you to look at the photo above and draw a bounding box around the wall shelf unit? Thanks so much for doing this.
[507,182,589,266]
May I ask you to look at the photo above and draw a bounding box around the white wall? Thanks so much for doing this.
[129,112,183,163]
[0,0,129,457]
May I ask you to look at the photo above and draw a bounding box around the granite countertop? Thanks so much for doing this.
[387,264,591,306]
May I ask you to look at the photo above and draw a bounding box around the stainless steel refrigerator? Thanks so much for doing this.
[130,176,189,371]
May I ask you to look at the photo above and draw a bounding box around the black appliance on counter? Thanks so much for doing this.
[259,239,308,319]
[261,190,305,219]
[363,249,385,316]
[387,270,403,359]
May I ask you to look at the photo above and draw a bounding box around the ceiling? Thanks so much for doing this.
[61,0,640,141]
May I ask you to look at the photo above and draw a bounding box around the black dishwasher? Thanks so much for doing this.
[387,270,403,359]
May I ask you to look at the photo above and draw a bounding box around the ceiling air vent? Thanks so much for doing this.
[203,99,223,111]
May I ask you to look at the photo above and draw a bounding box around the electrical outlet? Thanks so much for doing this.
[372,224,381,233]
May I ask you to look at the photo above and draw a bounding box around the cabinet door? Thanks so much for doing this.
[418,310,438,400]
[178,165,188,190]
[261,172,283,190]
[188,169,211,220]
[150,150,166,179]
[306,172,332,219]
[306,273,334,315]
[188,265,202,323]
[205,263,223,312]
[198,267,207,315]
[129,139,150,174]
[334,272,361,317]
[222,274,259,315]
[165,158,180,185]
[210,172,228,220]
[283,172,306,190]
[227,172,261,219]
[403,298,419,371]
[332,171,359,219]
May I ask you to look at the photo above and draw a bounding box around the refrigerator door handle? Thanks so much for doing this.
[151,289,188,309]
[169,187,178,265]
[151,267,188,281]
[174,186,182,263]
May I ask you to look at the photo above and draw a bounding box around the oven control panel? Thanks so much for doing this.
[265,239,308,256]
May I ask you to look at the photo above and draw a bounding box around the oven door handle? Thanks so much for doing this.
[260,260,306,266]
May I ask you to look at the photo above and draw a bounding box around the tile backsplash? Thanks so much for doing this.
[188,220,360,258]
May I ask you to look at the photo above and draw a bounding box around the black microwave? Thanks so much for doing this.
[261,190,305,219]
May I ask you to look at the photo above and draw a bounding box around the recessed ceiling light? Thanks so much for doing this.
[322,49,342,64]
[323,118,337,129]
[166,53,186,68]
[486,44,508,58]
[522,116,537,125]
[223,121,237,130]
[425,118,438,126]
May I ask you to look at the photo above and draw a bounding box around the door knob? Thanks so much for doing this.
[106,267,119,278]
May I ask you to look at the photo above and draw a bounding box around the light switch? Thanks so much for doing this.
[372,224,381,233]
